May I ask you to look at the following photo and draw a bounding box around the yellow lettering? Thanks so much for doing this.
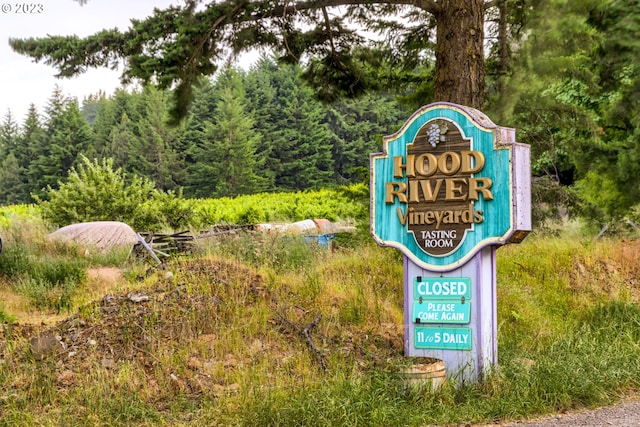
[460,151,485,174]
[468,177,493,201]
[415,153,438,177]
[419,179,444,202]
[406,150,486,178]
[386,182,407,203]
[393,155,415,178]
[445,178,467,201]
[396,208,409,225]
[425,211,435,224]
[438,152,461,176]
[408,180,419,203]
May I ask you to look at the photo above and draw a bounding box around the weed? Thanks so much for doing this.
[2,226,640,426]
[0,307,15,324]
[0,239,30,278]
[0,219,88,312]
[205,230,318,273]
[86,246,132,267]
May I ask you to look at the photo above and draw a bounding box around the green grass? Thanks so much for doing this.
[221,300,640,426]
[0,222,89,312]
[0,308,15,323]
[1,218,640,426]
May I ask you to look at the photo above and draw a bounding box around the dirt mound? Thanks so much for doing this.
[0,257,402,400]
[0,259,270,392]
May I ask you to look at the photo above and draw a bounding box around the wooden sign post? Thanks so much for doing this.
[370,102,531,382]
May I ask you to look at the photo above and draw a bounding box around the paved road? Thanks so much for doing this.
[493,399,640,427]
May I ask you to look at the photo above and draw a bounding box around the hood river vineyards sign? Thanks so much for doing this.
[370,102,530,272]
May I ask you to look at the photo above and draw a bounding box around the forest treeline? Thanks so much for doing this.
[0,57,409,205]
[2,0,640,230]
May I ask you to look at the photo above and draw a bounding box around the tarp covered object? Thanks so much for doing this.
[49,221,138,253]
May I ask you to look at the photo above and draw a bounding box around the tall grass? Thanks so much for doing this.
[0,219,89,312]
[202,230,323,273]
[2,228,640,426]
[214,235,640,426]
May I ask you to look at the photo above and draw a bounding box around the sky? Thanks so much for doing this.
[0,0,182,122]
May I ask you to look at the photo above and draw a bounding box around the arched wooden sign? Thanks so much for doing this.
[370,102,531,272]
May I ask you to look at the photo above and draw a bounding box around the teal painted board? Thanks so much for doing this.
[412,301,471,324]
[370,102,531,272]
[414,327,473,351]
[413,277,471,300]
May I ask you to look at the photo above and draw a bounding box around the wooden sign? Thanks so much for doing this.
[371,102,531,382]
[371,102,530,272]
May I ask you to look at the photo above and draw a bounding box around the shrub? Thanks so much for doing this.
[137,188,195,230]
[36,155,191,231]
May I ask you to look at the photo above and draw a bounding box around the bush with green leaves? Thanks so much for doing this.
[36,155,193,231]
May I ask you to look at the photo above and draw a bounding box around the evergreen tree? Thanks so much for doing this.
[127,87,185,191]
[81,91,106,124]
[181,79,217,198]
[90,89,139,161]
[274,70,334,190]
[0,111,22,204]
[0,110,19,155]
[0,153,22,205]
[187,68,267,198]
[327,93,409,183]
[243,57,283,190]
[183,78,222,127]
[20,104,47,202]
[106,112,136,170]
[30,86,93,199]
[245,60,334,191]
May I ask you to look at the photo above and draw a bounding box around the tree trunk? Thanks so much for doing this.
[433,0,485,108]
[498,0,509,98]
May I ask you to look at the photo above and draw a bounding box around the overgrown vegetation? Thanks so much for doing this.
[192,185,365,227]
[1,206,640,425]
[0,219,89,312]
[36,155,194,231]
[31,156,364,231]
[0,183,363,316]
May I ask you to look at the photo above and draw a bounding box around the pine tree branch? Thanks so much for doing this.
[188,1,248,69]
[322,6,337,55]
[255,0,441,17]
[9,0,481,121]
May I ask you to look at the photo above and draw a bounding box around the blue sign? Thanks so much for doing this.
[415,327,472,351]
[413,301,471,324]
[414,277,471,301]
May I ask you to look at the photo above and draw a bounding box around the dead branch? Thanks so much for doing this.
[302,314,326,370]
[273,309,327,370]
